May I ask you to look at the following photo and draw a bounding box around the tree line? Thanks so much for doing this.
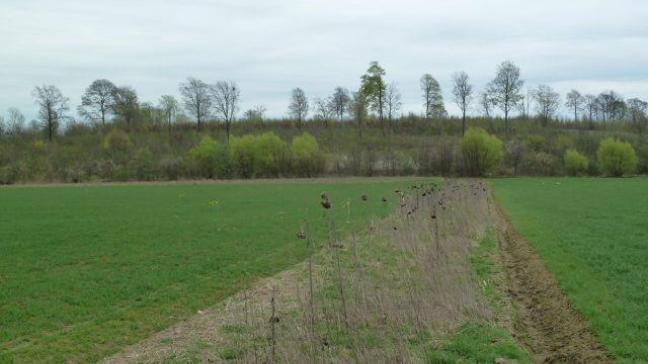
[2,60,648,141]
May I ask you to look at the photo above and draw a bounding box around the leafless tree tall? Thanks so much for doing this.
[479,91,493,118]
[565,89,585,121]
[595,91,626,121]
[78,79,117,126]
[452,71,473,135]
[385,82,402,128]
[289,88,309,129]
[420,74,446,119]
[313,97,334,127]
[32,85,69,141]
[627,98,648,136]
[211,81,240,141]
[179,77,211,129]
[6,108,25,136]
[531,84,560,127]
[488,61,524,132]
[159,95,178,136]
[331,87,351,121]
[584,94,597,122]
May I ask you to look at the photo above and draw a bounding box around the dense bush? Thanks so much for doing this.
[460,128,503,176]
[228,132,288,178]
[291,132,325,177]
[521,152,558,176]
[253,132,289,177]
[597,137,638,176]
[564,149,589,176]
[189,136,225,179]
[229,135,257,178]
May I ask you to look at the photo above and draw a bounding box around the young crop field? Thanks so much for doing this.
[0,178,423,363]
[492,177,648,363]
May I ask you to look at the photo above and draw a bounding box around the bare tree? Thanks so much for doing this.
[289,88,309,129]
[479,91,493,118]
[112,86,139,126]
[565,89,585,121]
[385,82,402,128]
[595,91,626,121]
[488,61,524,132]
[420,74,446,119]
[159,95,178,136]
[78,79,117,126]
[627,98,648,136]
[211,81,240,141]
[531,84,560,127]
[179,77,211,129]
[331,87,351,121]
[6,108,25,136]
[32,85,69,141]
[452,71,473,135]
[313,97,334,127]
[584,94,597,122]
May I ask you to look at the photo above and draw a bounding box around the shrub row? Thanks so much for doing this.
[189,132,325,179]
[0,124,645,184]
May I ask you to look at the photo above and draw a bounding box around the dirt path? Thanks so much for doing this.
[493,202,612,363]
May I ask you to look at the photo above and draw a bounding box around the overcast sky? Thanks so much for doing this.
[2,0,648,121]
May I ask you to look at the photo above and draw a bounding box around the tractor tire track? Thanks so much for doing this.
[494,201,612,363]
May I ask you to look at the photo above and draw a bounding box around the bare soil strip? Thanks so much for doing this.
[493,203,612,363]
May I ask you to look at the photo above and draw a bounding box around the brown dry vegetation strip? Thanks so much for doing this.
[493,203,612,363]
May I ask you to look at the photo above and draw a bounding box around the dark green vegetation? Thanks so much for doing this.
[0,178,415,363]
[493,178,648,363]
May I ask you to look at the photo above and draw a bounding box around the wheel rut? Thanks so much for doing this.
[494,202,612,363]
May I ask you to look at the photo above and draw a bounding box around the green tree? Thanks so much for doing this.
[360,61,387,133]
[112,86,140,126]
[421,74,446,119]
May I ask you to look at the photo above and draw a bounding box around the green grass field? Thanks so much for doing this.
[492,178,648,363]
[0,178,421,363]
